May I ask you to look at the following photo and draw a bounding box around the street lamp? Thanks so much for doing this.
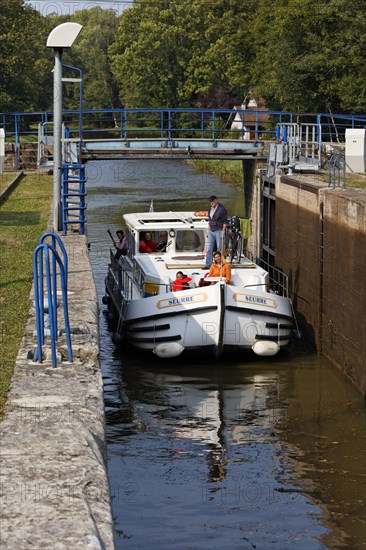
[47,22,82,232]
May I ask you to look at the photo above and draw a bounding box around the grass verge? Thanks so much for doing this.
[0,173,52,416]
[191,159,366,189]
[189,159,244,187]
[0,173,18,195]
[345,175,366,189]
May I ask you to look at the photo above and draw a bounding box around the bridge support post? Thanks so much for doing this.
[242,158,257,219]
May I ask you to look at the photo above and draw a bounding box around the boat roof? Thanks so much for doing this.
[123,211,209,230]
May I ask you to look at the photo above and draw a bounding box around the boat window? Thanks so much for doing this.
[137,230,170,253]
[175,230,204,252]
[138,231,158,253]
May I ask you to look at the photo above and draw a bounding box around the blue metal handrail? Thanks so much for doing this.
[39,231,69,295]
[33,233,72,367]
[328,153,346,189]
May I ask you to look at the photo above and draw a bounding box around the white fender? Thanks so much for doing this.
[252,341,280,357]
[153,342,184,358]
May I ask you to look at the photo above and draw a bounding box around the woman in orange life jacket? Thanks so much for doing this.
[208,250,231,284]
[172,271,192,291]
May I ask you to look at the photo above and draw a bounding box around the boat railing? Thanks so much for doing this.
[255,257,289,297]
[111,251,173,299]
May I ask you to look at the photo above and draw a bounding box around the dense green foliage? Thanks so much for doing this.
[0,0,53,111]
[251,0,366,113]
[1,0,365,114]
[63,8,121,111]
[110,0,256,108]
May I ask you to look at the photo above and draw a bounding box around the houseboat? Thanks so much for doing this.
[103,211,295,358]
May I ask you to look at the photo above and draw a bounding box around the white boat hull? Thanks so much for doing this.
[106,276,293,357]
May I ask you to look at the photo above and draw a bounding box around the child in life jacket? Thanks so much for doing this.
[172,271,192,291]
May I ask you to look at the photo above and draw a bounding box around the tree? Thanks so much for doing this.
[250,0,366,114]
[68,7,121,110]
[110,0,258,109]
[0,0,52,112]
[180,0,257,108]
[110,0,194,107]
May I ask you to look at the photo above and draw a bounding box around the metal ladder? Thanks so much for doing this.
[61,163,87,234]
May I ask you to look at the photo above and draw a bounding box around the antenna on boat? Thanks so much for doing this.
[149,199,154,212]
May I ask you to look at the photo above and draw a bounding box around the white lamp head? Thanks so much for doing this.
[47,22,82,48]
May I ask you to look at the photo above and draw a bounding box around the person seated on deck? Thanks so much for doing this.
[115,230,127,260]
[139,232,158,253]
[172,271,192,291]
[208,251,231,284]
[157,231,168,252]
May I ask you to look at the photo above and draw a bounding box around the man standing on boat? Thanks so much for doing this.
[204,196,227,269]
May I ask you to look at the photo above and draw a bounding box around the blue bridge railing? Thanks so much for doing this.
[1,108,365,147]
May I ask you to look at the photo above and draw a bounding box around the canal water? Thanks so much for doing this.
[86,160,365,550]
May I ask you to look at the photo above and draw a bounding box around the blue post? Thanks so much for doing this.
[15,113,20,170]
[33,245,44,362]
[50,246,73,363]
[167,110,171,142]
[44,246,57,366]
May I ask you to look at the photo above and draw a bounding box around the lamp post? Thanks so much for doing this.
[47,22,82,232]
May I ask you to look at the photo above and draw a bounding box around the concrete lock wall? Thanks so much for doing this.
[0,234,115,549]
[321,192,366,394]
[275,176,366,397]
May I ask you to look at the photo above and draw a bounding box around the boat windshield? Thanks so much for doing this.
[136,228,205,254]
[175,230,204,252]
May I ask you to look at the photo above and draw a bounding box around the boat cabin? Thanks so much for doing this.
[123,211,209,257]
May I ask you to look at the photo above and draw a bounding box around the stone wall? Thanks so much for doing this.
[0,234,115,549]
[275,176,366,397]
[321,192,366,395]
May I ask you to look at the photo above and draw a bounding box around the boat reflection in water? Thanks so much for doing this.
[105,349,366,550]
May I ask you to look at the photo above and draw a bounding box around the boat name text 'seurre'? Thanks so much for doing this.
[234,293,278,308]
[157,293,208,309]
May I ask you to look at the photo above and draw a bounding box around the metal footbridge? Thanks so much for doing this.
[81,137,264,160]
[1,107,365,234]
